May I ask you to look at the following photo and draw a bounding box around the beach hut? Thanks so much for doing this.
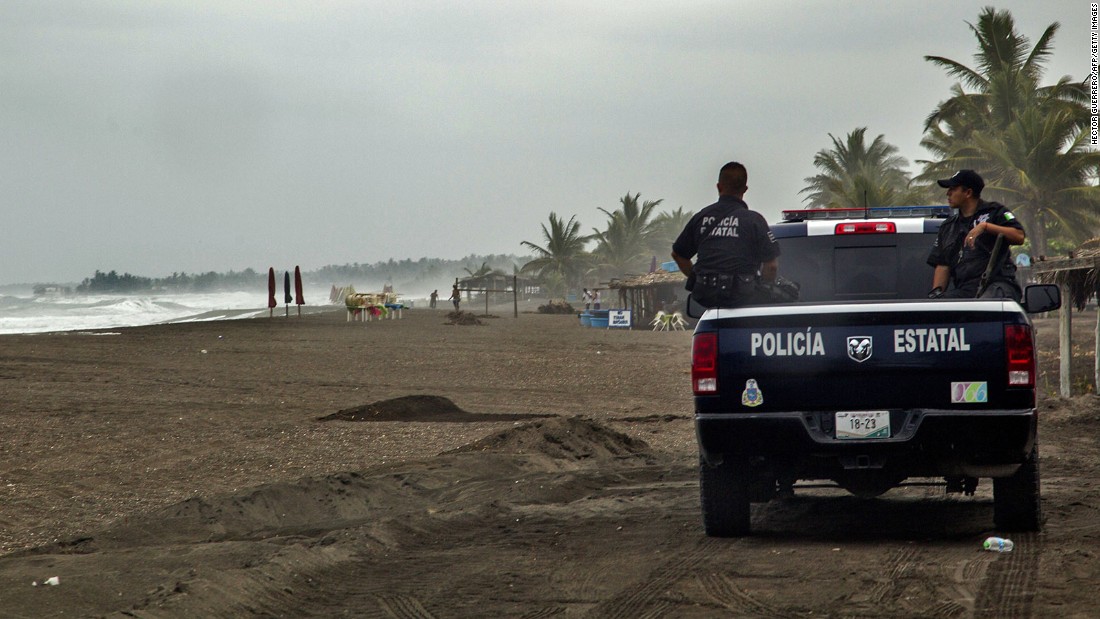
[607,269,687,328]
[1031,238,1100,396]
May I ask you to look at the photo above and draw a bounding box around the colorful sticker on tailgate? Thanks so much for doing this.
[951,382,988,403]
[741,379,763,407]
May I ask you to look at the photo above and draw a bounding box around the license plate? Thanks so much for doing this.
[835,411,891,440]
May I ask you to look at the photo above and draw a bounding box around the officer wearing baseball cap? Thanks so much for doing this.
[927,170,1026,300]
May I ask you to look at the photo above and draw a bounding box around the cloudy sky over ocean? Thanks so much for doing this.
[2,1,1089,284]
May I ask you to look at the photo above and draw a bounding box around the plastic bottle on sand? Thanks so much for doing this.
[983,536,1014,552]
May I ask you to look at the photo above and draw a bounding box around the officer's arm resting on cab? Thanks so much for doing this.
[930,222,1025,292]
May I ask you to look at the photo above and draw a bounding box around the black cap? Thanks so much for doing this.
[937,169,984,194]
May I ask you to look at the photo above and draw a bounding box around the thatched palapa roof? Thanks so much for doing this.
[1032,238,1100,311]
[608,269,685,289]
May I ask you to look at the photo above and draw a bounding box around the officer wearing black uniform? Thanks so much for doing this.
[671,161,781,308]
[927,169,1025,300]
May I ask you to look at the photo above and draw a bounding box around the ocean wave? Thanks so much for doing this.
[0,291,281,335]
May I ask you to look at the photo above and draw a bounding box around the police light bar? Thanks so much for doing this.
[781,206,950,222]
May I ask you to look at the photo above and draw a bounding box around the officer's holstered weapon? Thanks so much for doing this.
[975,234,1006,298]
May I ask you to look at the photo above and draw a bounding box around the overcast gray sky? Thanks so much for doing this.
[1,1,1090,284]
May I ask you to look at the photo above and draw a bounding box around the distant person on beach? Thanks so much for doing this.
[671,161,780,308]
[429,290,438,309]
[592,289,601,310]
[449,285,461,311]
[582,288,592,310]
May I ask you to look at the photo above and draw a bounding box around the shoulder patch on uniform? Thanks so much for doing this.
[1003,211,1015,221]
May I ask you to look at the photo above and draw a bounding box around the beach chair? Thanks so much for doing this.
[651,311,668,331]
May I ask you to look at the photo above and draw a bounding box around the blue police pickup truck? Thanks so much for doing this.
[689,206,1062,537]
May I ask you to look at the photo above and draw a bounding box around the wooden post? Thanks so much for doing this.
[1059,284,1072,397]
[513,276,518,318]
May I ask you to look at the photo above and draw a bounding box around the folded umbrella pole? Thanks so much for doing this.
[294,266,305,317]
[284,271,292,317]
[267,267,277,318]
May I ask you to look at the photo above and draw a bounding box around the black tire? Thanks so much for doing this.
[699,455,751,537]
[993,443,1041,531]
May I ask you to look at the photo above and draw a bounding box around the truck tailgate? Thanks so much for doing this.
[699,300,1033,413]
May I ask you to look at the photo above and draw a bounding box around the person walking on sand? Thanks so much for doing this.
[671,161,780,308]
[429,290,438,309]
[449,285,461,311]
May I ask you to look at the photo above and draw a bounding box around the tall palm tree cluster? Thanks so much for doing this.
[802,8,1099,258]
[520,193,690,298]
[523,9,1098,297]
[801,128,931,209]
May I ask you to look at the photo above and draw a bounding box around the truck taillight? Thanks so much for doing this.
[692,332,718,394]
[835,222,896,234]
[1005,325,1034,387]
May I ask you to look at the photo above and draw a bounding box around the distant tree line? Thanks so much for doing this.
[314,254,527,292]
[76,268,266,293]
[73,255,530,295]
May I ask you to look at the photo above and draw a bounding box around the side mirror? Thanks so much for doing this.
[1021,284,1061,314]
[685,293,708,319]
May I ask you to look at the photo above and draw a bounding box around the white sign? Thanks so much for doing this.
[608,310,631,329]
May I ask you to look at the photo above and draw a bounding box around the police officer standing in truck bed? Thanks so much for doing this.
[927,169,1025,301]
[671,161,781,308]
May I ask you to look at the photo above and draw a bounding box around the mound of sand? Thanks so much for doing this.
[1037,394,1100,426]
[49,418,652,553]
[446,311,483,325]
[448,416,652,463]
[318,395,556,423]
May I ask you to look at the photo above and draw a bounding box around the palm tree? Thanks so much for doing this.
[801,128,931,209]
[648,206,693,258]
[463,261,494,280]
[520,213,591,297]
[590,193,663,278]
[919,7,1100,256]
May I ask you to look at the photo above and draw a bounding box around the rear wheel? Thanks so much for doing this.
[993,443,1041,531]
[699,455,751,537]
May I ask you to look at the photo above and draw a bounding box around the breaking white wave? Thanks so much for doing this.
[0,291,318,335]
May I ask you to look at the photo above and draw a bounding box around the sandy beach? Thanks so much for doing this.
[1,304,1098,617]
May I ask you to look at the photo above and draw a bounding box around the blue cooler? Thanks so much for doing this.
[589,310,609,328]
[579,312,592,327]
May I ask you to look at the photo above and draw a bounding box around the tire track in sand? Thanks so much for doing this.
[696,570,797,617]
[374,593,438,619]
[868,545,919,606]
[581,538,719,618]
[973,532,1040,618]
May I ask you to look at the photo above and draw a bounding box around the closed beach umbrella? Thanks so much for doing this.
[284,271,292,304]
[267,267,277,310]
[294,266,305,305]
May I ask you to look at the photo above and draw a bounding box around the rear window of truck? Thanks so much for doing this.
[776,229,938,303]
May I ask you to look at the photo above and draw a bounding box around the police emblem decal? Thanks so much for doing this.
[847,336,873,363]
[741,379,763,407]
